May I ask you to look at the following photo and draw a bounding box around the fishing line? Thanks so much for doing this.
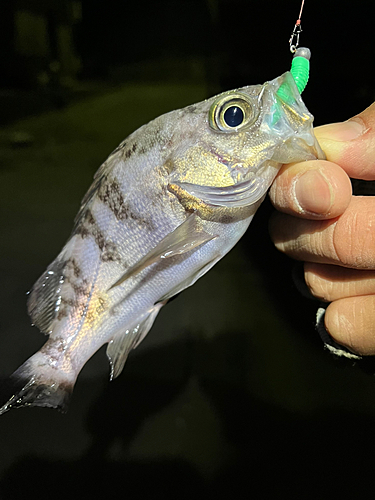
[289,0,305,53]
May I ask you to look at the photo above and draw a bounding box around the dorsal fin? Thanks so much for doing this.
[27,257,66,334]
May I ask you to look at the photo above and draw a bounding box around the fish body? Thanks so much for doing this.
[0,72,323,414]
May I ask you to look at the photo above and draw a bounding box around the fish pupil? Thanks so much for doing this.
[223,106,244,127]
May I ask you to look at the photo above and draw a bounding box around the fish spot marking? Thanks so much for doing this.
[65,258,81,278]
[101,241,122,262]
[57,306,69,321]
[74,209,123,263]
[97,177,154,230]
[123,142,137,159]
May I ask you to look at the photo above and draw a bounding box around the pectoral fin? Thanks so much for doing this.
[106,302,166,380]
[109,213,216,290]
[171,177,268,208]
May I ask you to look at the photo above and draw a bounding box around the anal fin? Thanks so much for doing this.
[106,302,166,380]
[108,213,216,290]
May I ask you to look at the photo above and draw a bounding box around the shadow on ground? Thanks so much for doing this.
[1,332,374,499]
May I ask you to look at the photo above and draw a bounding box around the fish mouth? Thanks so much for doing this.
[270,134,325,164]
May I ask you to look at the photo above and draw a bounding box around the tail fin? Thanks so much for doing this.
[0,353,74,415]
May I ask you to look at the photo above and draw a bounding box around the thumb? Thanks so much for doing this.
[315,102,375,181]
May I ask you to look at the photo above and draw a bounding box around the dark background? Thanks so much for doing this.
[1,1,375,498]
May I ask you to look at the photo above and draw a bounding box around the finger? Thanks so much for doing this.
[304,263,375,302]
[269,197,375,269]
[315,102,375,181]
[269,160,352,219]
[325,295,375,356]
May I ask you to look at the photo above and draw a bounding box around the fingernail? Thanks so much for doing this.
[317,118,366,142]
[294,170,333,214]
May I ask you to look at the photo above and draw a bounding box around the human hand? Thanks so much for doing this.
[269,103,375,356]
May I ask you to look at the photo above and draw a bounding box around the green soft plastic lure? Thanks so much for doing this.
[279,46,310,100]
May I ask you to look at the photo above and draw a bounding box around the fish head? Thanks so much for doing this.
[168,71,324,213]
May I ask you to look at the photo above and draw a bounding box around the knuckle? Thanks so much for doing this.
[304,270,333,301]
[333,199,375,268]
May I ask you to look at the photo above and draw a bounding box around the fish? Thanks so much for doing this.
[0,71,324,415]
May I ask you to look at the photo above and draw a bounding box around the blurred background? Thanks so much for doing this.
[1,1,375,498]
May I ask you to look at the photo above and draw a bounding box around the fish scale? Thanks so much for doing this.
[0,71,324,415]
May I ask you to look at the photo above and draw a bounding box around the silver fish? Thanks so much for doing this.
[0,72,323,414]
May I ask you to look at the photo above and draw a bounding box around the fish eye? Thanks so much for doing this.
[209,92,258,133]
[223,106,244,128]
